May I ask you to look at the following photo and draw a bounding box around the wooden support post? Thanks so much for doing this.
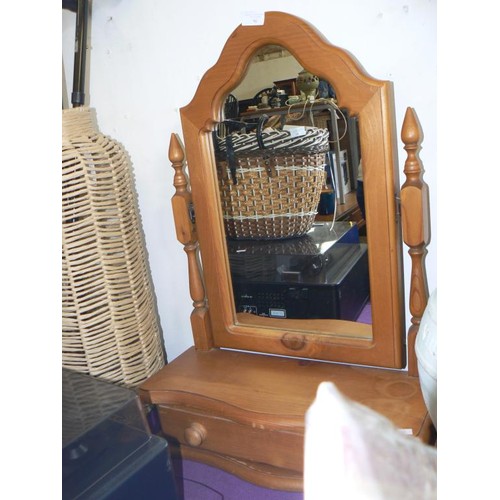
[169,133,213,350]
[400,108,430,376]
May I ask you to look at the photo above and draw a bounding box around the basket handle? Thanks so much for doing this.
[224,135,238,184]
[223,114,271,184]
[255,115,278,177]
[256,114,269,149]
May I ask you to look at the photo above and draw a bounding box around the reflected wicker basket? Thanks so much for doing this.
[62,107,164,387]
[215,123,329,240]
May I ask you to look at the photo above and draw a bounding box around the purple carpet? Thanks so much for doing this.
[173,459,303,500]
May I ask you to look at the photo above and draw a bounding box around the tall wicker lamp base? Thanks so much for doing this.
[62,107,165,387]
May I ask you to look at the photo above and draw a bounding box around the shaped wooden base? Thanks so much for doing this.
[139,347,432,491]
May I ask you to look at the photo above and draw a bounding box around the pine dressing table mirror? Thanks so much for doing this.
[140,11,432,491]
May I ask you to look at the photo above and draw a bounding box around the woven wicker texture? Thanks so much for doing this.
[216,127,329,155]
[62,107,164,387]
[215,126,328,239]
[217,152,326,239]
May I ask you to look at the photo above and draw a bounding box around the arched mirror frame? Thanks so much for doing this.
[178,11,406,369]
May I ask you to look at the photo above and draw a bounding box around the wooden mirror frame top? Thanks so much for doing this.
[175,11,409,369]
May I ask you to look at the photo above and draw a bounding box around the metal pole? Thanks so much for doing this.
[71,0,89,107]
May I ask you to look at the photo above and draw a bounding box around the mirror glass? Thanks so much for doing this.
[212,45,371,339]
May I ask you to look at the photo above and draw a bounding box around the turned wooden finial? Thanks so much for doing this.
[169,132,185,162]
[400,107,430,376]
[169,133,213,350]
[170,133,189,199]
[169,133,195,243]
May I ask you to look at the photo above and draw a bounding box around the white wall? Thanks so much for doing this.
[62,0,437,363]
[231,54,303,99]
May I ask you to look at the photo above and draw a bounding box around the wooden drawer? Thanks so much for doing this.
[140,348,432,490]
[157,404,304,472]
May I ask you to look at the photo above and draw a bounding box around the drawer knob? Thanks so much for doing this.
[184,422,207,447]
[281,332,306,350]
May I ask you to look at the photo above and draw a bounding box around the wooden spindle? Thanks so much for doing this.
[400,108,430,376]
[169,133,213,350]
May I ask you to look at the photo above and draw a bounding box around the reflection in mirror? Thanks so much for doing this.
[212,45,371,334]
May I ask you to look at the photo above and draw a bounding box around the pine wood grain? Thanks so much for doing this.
[140,347,431,490]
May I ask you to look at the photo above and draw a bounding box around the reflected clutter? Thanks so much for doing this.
[227,221,370,323]
[213,47,369,326]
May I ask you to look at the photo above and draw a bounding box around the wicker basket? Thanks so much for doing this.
[215,123,329,240]
[62,107,165,387]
